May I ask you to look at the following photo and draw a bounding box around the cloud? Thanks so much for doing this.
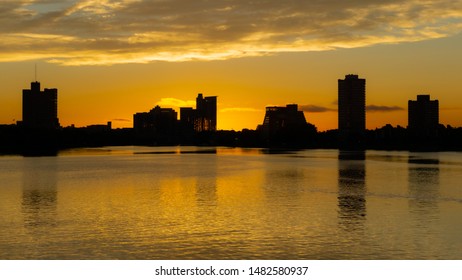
[220,107,262,113]
[300,104,336,113]
[112,118,131,122]
[156,97,195,108]
[366,105,404,112]
[2,0,462,65]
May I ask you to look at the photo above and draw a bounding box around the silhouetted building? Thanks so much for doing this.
[180,107,195,127]
[258,104,316,147]
[22,81,60,129]
[180,93,217,133]
[408,95,439,139]
[260,104,306,131]
[84,121,112,132]
[195,94,217,132]
[179,107,195,142]
[133,106,178,144]
[134,106,177,132]
[338,74,366,149]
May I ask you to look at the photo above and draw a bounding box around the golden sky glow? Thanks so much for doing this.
[1,0,462,131]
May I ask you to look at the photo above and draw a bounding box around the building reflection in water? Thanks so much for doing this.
[408,155,440,215]
[337,151,366,231]
[21,158,58,229]
[195,152,218,208]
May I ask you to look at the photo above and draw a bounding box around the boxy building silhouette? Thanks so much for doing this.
[408,95,439,142]
[22,81,60,129]
[257,104,316,147]
[180,94,217,133]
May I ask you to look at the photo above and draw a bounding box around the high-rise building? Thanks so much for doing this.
[408,95,439,138]
[22,81,59,129]
[180,94,217,133]
[195,94,217,132]
[338,74,366,148]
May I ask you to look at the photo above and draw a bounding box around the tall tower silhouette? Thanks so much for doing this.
[180,94,217,133]
[338,74,366,149]
[195,94,217,132]
[22,81,60,129]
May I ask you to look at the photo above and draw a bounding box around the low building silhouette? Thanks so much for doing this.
[257,104,317,147]
[133,106,179,144]
[83,121,112,132]
[179,107,195,142]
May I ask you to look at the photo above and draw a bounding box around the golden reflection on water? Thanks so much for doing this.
[408,155,440,214]
[407,155,442,258]
[21,158,58,229]
[337,152,366,232]
[0,148,461,259]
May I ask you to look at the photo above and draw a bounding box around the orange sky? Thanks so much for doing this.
[1,1,461,131]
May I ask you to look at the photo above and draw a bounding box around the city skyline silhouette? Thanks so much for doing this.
[1,74,462,154]
[6,75,457,133]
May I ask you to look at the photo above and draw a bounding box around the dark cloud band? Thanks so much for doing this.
[366,105,404,112]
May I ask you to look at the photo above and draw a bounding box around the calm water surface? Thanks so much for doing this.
[0,147,461,259]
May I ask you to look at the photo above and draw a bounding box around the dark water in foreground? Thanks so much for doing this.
[0,147,461,259]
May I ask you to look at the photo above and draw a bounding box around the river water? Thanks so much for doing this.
[0,147,461,259]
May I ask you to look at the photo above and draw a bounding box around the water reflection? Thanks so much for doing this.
[263,168,305,197]
[195,174,218,208]
[408,155,440,215]
[337,151,366,231]
[195,154,218,208]
[21,158,58,229]
[406,154,441,258]
[2,148,459,259]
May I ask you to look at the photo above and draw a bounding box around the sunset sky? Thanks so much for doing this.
[1,0,461,131]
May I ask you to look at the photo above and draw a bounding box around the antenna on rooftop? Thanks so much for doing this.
[35,63,37,82]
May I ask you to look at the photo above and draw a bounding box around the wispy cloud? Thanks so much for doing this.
[300,104,336,113]
[2,0,462,65]
[112,118,131,122]
[300,103,404,112]
[366,105,404,112]
[156,97,195,108]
